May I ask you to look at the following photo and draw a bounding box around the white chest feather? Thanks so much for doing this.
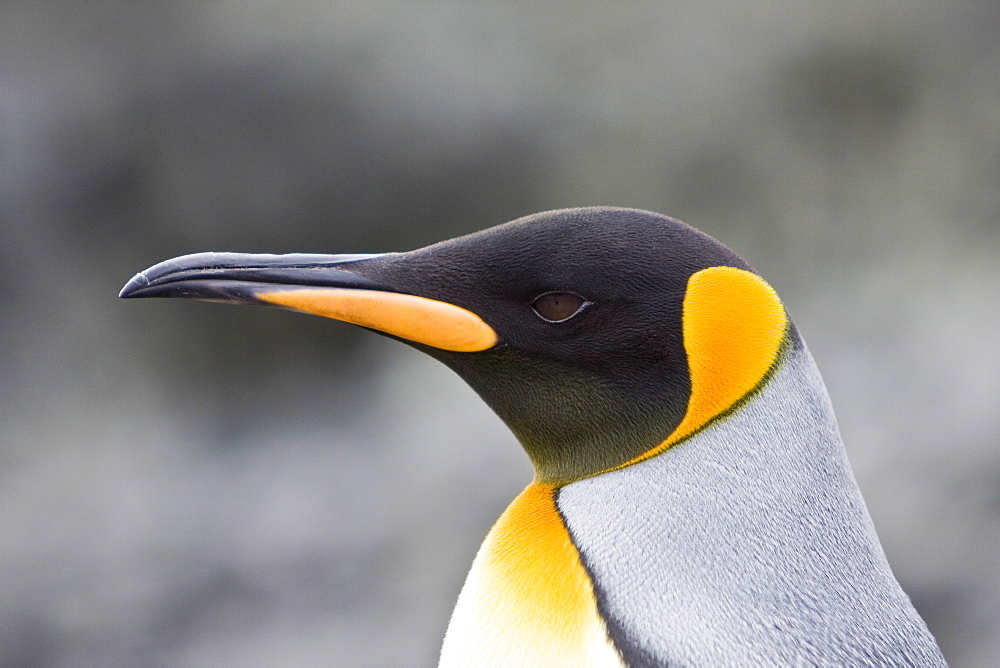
[439,484,622,668]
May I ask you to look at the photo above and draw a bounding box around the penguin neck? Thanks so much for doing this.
[434,348,687,485]
[555,338,940,665]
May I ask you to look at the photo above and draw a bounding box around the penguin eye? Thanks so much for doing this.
[532,292,587,322]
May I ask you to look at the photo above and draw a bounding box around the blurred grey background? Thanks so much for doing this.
[2,2,998,666]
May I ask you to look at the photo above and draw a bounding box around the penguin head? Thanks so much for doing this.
[121,207,788,484]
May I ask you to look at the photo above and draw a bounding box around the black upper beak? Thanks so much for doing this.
[119,250,499,352]
[119,252,387,302]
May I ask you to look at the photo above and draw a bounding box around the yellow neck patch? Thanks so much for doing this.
[440,484,622,667]
[619,266,787,469]
[256,287,498,352]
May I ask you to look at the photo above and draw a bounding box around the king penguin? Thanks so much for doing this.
[121,207,945,666]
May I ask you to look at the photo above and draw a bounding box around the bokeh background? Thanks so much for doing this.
[2,2,998,666]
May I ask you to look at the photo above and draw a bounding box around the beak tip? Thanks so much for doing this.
[119,273,149,299]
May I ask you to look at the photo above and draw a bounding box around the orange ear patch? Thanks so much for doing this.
[623,266,787,467]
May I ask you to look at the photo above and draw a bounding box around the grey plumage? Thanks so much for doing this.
[560,334,946,666]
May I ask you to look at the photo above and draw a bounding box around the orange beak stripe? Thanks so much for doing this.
[257,287,498,353]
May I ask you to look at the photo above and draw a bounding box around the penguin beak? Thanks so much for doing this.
[119,252,499,353]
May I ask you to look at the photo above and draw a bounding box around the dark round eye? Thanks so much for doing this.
[532,292,587,322]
